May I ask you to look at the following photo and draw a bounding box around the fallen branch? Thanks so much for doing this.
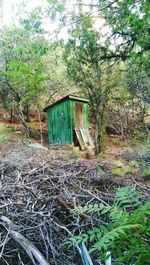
[0,216,50,265]
[0,155,149,265]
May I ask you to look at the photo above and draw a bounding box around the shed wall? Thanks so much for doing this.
[47,100,72,144]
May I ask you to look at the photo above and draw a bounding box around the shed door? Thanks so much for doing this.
[75,103,83,129]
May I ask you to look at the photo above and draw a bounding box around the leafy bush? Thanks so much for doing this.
[69,187,150,264]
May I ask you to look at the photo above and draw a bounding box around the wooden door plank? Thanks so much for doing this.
[75,129,85,150]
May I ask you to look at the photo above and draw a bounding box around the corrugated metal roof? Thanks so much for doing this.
[43,94,89,112]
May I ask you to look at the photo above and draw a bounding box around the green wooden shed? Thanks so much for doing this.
[43,95,93,149]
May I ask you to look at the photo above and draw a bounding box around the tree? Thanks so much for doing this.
[101,0,150,106]
[0,26,49,136]
[47,0,150,153]
[42,42,79,101]
[64,15,121,155]
[125,58,150,123]
[100,0,150,56]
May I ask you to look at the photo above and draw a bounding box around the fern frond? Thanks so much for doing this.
[115,187,141,209]
[69,187,150,264]
[68,225,103,246]
[89,224,141,253]
[72,203,111,215]
[110,207,129,225]
[131,200,150,223]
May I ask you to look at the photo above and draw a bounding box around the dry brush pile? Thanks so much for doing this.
[0,150,149,265]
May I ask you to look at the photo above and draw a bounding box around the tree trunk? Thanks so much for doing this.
[94,104,106,156]
[139,104,146,123]
[37,106,43,145]
[10,107,14,123]
[17,105,31,138]
[9,102,15,123]
[26,104,30,123]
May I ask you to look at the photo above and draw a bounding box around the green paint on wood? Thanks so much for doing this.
[47,100,72,144]
[83,103,88,129]
[44,96,89,145]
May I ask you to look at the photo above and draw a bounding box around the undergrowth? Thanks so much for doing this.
[69,187,150,264]
[0,124,10,142]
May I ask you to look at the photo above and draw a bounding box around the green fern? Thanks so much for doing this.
[68,223,141,251]
[89,224,141,253]
[69,187,150,264]
[115,186,141,209]
[72,203,111,215]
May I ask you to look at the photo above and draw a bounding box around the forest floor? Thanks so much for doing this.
[0,121,149,186]
[0,121,149,265]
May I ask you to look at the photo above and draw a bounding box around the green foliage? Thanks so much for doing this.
[47,0,150,156]
[142,166,150,180]
[112,138,126,146]
[101,0,150,57]
[0,26,49,109]
[102,0,150,106]
[0,0,149,144]
[133,130,148,142]
[126,60,150,105]
[129,160,139,168]
[42,43,79,96]
[69,187,150,264]
[20,7,44,34]
[112,167,123,176]
[114,160,124,167]
[63,14,126,154]
[112,160,139,177]
[0,124,9,142]
[72,203,111,215]
[115,186,141,209]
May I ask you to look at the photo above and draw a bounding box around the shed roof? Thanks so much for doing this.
[43,94,89,112]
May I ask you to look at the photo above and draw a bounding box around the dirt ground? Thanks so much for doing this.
[0,121,149,187]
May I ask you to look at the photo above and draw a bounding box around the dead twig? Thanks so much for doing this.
[0,216,50,265]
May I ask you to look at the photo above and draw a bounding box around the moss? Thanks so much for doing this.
[112,138,126,146]
[112,160,138,176]
[114,160,124,168]
[128,160,139,168]
[112,167,124,176]
[142,167,150,180]
[124,166,134,175]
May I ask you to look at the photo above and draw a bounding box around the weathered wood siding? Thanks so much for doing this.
[46,98,89,145]
[47,100,72,144]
